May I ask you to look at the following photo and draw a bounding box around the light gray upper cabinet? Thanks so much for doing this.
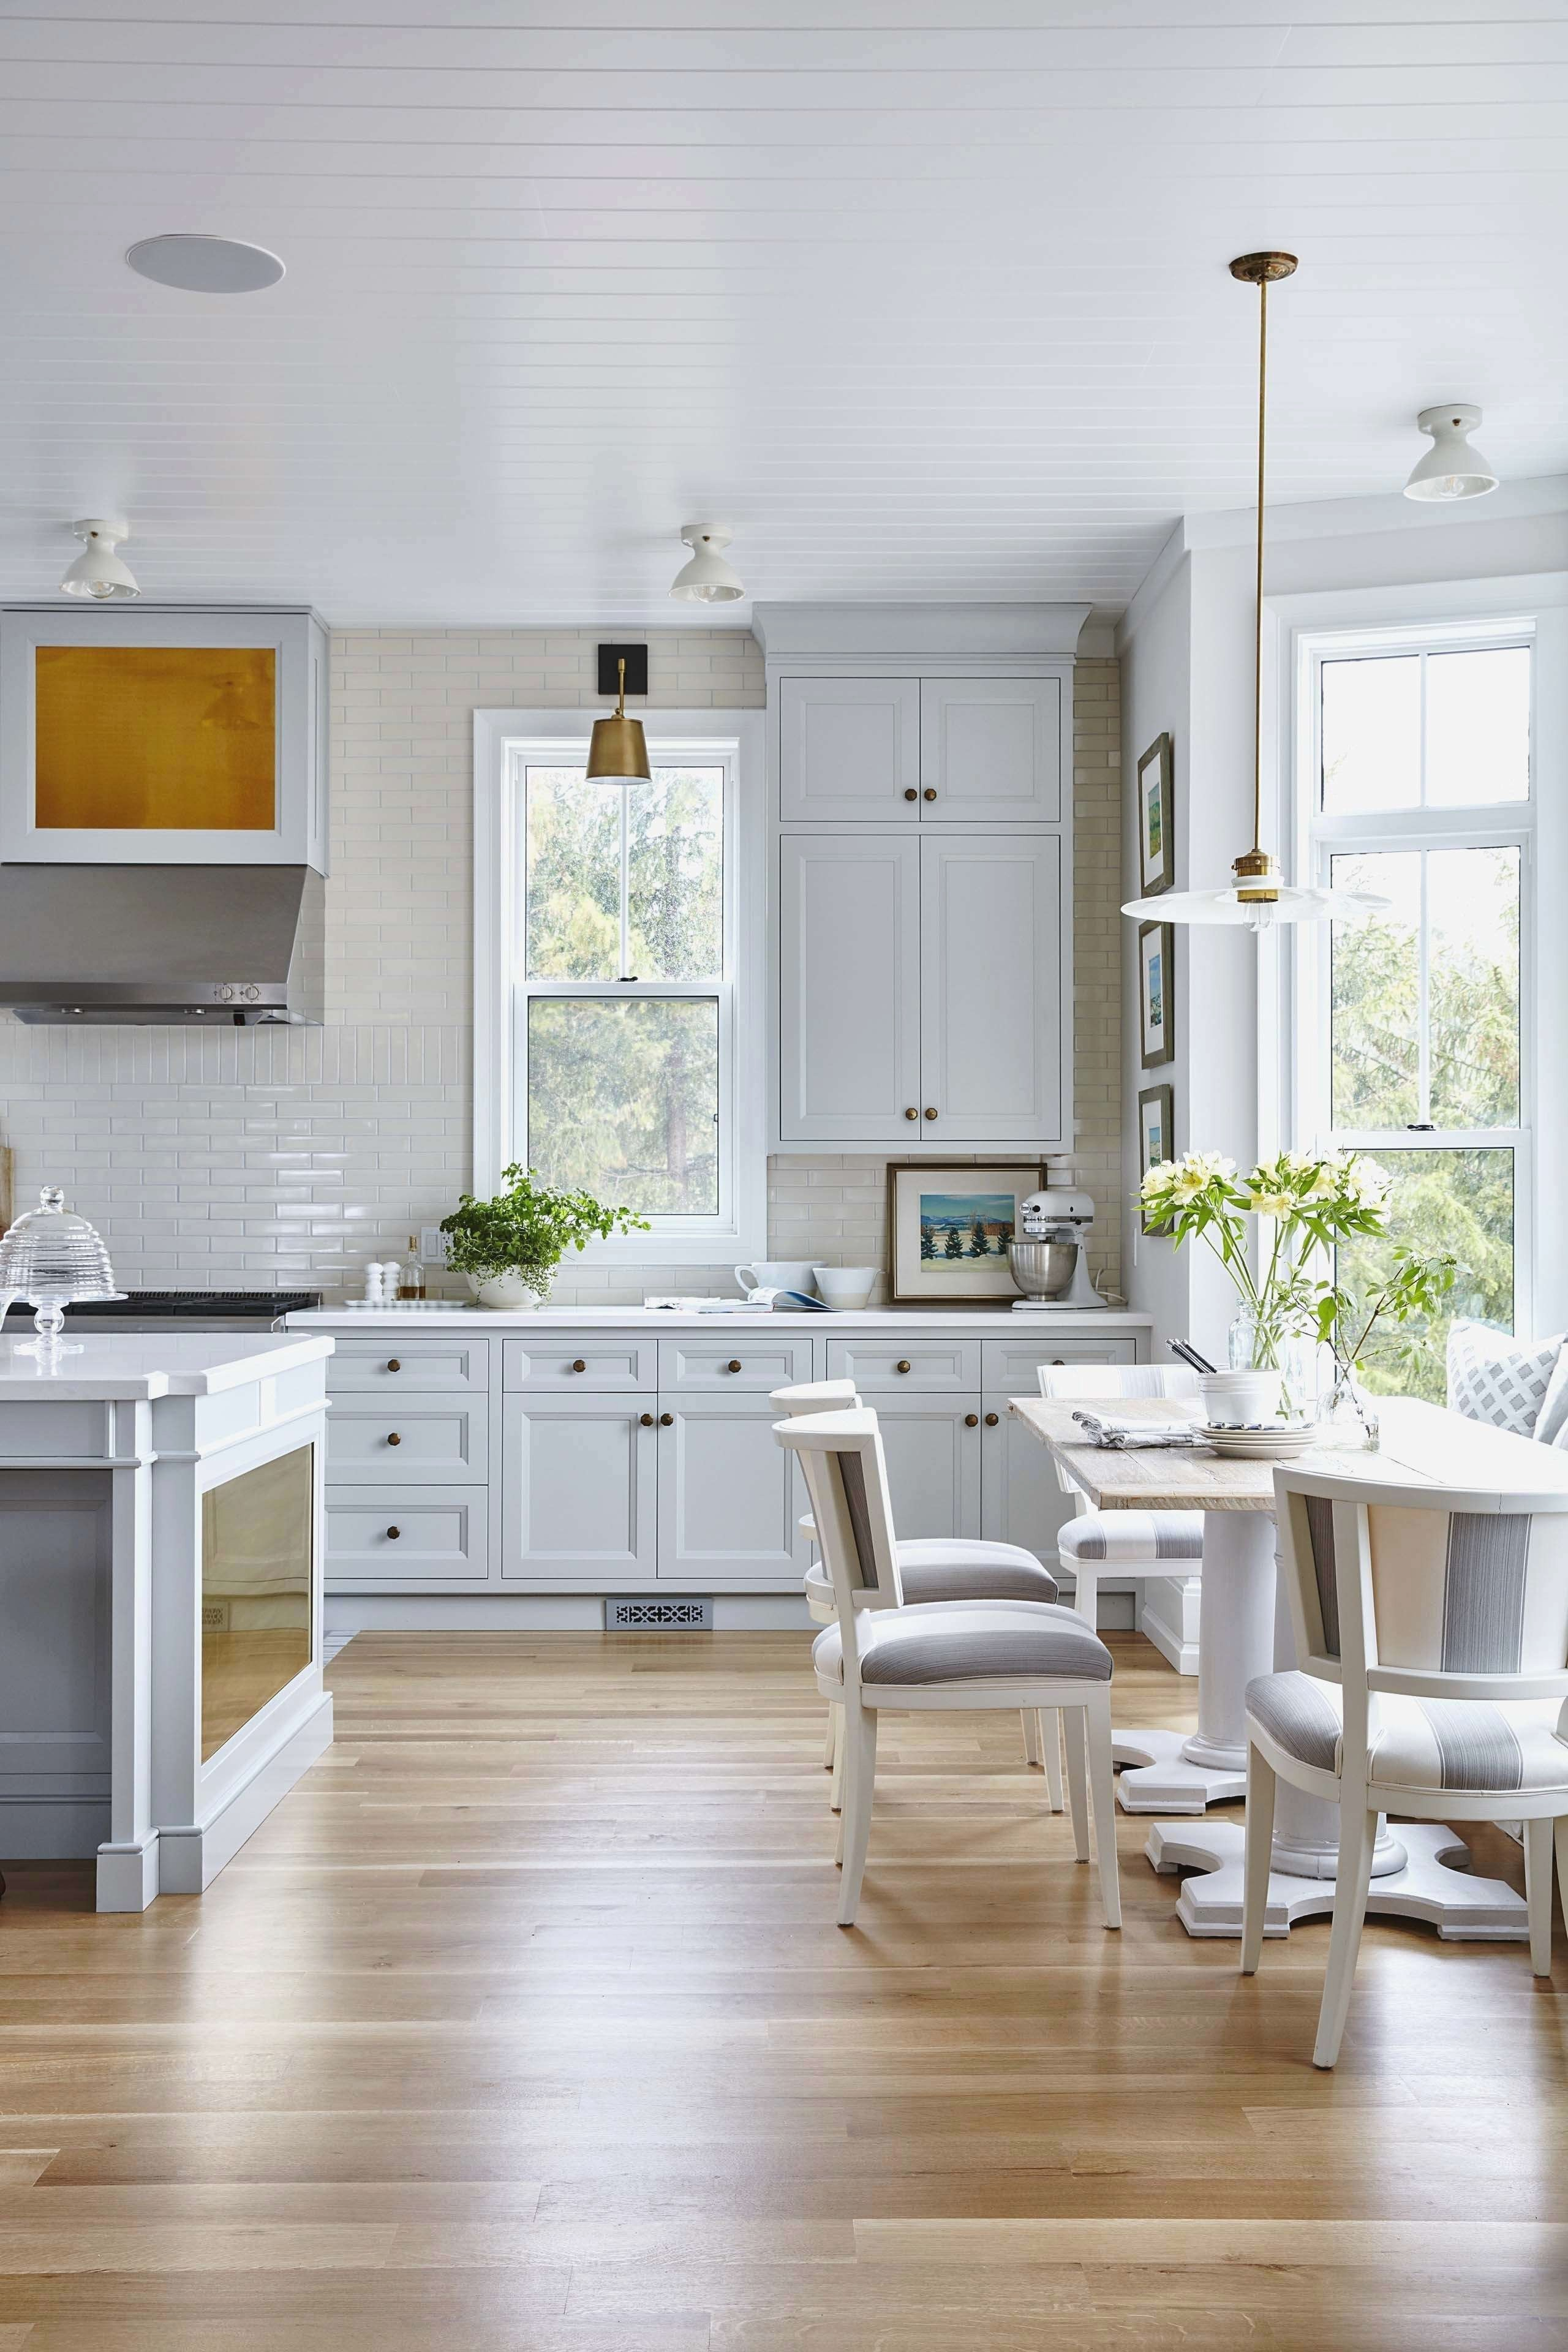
[778,676,921,823]
[779,674,1061,826]
[778,831,922,1142]
[779,831,1065,1148]
[918,677,1061,823]
[919,833,1062,1142]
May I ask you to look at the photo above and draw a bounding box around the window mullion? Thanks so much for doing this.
[618,790,631,981]
[1416,848,1431,1124]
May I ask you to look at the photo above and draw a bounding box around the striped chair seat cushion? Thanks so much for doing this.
[813,1600,1112,1689]
[1246,1669,1568,1794]
[896,1538,1060,1607]
[1059,1510,1204,1566]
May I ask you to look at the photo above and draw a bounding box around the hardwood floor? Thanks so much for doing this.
[2,1627,1567,2350]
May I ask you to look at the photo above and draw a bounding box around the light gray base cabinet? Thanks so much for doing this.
[317,1321,1144,1599]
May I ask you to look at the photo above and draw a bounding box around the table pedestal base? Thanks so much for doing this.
[1112,1726,1246,1812]
[1146,1817,1530,1940]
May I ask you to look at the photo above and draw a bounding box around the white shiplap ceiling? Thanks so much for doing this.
[1,1,1566,627]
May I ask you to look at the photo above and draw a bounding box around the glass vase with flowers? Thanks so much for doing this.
[1137,1148,1394,1420]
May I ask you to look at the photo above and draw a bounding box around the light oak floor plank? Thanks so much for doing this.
[0,1628,1564,2349]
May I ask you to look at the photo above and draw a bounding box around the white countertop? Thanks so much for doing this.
[285,1303,1152,1333]
[0,1330,334,1400]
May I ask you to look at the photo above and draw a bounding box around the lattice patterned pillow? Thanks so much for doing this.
[1446,1321,1562,1439]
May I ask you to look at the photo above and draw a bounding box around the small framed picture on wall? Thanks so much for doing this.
[1139,920,1175,1068]
[1136,733,1175,897]
[1137,1085,1174,1232]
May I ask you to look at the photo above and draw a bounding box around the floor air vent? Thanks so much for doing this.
[607,1596,714,1631]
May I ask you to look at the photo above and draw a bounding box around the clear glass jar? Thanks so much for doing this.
[1316,1369,1381,1452]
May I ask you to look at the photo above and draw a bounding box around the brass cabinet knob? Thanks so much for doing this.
[570,1359,587,1373]
[984,1412,1000,1427]
[924,1107,938,1120]
[386,1431,401,1446]
[726,1359,742,1373]
[386,1525,401,1540]
[386,1357,401,1372]
[903,787,918,801]
[639,1412,654,1427]
[660,1412,674,1427]
[895,1359,911,1374]
[904,1107,918,1120]
[964,1413,979,1428]
[923,787,937,802]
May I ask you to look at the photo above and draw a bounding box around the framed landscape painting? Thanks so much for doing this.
[1139,919,1175,1069]
[887,1162,1044,1303]
[1137,733,1175,896]
[1138,1085,1174,1232]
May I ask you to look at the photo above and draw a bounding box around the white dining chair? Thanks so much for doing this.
[775,1404,1121,1929]
[1038,1364,1205,1634]
[771,1378,1066,1812]
[1242,1460,1568,2068]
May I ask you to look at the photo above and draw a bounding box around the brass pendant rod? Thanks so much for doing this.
[1251,274,1268,859]
[616,655,627,717]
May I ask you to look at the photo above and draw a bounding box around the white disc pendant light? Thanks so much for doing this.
[1122,254,1388,933]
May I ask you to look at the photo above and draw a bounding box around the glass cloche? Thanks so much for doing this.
[0,1187,125,1348]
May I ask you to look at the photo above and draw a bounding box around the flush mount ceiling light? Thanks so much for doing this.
[585,655,652,787]
[60,519,140,601]
[669,522,744,603]
[1403,403,1499,502]
[125,233,285,293]
[1122,254,1388,934]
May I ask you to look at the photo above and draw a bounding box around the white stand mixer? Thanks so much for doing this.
[1007,1188,1108,1313]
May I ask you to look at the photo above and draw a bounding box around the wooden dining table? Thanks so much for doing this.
[1009,1391,1568,1940]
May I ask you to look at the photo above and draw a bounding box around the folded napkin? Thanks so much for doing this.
[1071,1411,1203,1450]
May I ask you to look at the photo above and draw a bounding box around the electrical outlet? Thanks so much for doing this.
[420,1226,450,1265]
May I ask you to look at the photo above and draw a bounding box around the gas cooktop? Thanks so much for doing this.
[60,1290,321,1328]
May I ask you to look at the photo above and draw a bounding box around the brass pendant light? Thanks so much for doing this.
[585,655,651,786]
[1122,252,1387,932]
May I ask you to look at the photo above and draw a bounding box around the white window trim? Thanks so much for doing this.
[473,706,767,1265]
[1272,598,1558,1339]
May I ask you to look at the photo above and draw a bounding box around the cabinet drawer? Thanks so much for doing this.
[325,1395,487,1483]
[326,1335,490,1394]
[826,1338,981,1392]
[326,1487,489,1581]
[503,1337,655,1392]
[658,1336,816,1394]
[982,1335,1137,1393]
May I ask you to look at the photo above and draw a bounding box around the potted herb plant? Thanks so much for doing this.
[440,1165,648,1309]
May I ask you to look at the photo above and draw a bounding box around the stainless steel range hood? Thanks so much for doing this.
[0,865,323,1025]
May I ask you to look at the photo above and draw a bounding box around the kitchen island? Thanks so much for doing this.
[284,1304,1160,1637]
[0,1330,334,1910]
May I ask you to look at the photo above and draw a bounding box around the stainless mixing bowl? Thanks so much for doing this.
[1008,1240,1077,1301]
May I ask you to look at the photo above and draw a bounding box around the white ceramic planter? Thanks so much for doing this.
[466,1270,551,1311]
[1199,1368,1281,1427]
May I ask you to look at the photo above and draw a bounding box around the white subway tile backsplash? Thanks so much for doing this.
[0,633,1120,1305]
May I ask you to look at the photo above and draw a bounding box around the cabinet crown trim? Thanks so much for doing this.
[752,604,1091,660]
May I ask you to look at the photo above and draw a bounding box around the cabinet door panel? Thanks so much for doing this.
[871,1395,981,1542]
[502,1397,655,1581]
[778,832,921,1142]
[981,1408,1075,1568]
[919,833,1063,1144]
[779,677,919,823]
[657,1398,812,1582]
[919,677,1061,823]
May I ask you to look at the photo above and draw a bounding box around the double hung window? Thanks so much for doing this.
[1295,628,1532,1397]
